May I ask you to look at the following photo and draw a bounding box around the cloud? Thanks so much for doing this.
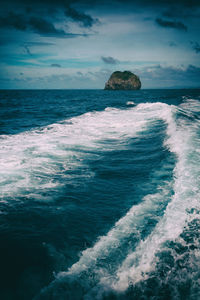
[24,42,55,46]
[162,6,199,19]
[23,44,32,56]
[1,65,200,89]
[101,56,119,64]
[155,18,187,31]
[51,63,61,67]
[65,5,99,27]
[28,16,67,36]
[4,0,200,8]
[168,41,177,47]
[0,12,88,37]
[0,12,27,31]
[137,64,200,87]
[0,1,99,33]
[191,41,200,53]
[0,68,112,88]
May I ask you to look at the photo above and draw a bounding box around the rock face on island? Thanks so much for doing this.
[104,71,141,90]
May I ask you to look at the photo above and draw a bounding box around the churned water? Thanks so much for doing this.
[0,89,200,300]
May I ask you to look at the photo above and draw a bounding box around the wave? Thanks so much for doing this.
[35,99,200,299]
[0,102,171,203]
[0,105,149,202]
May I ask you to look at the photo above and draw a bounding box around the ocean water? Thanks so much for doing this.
[0,89,200,300]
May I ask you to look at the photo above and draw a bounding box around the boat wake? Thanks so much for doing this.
[34,99,200,299]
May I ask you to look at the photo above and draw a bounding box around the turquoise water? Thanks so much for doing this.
[0,89,200,299]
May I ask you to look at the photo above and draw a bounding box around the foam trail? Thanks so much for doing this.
[43,100,200,300]
[60,182,172,277]
[56,103,172,269]
[0,103,171,202]
[37,103,175,295]
[0,105,149,201]
[112,99,200,291]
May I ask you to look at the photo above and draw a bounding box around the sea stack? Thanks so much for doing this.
[104,71,141,90]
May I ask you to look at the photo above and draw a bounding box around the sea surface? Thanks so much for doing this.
[0,89,200,300]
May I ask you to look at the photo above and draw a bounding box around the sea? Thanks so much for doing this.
[0,89,200,300]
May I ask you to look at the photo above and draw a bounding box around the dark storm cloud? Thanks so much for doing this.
[65,5,99,27]
[0,12,87,37]
[2,0,200,20]
[0,1,99,33]
[120,0,200,8]
[191,41,200,53]
[101,56,119,64]
[155,18,187,31]
[3,0,200,6]
[51,63,61,67]
[162,7,199,19]
[0,12,27,31]
[0,0,199,35]
[28,16,67,36]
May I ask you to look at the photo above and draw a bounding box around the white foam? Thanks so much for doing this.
[126,101,135,106]
[0,104,158,201]
[180,98,200,112]
[52,103,174,280]
[56,182,173,290]
[112,99,200,291]
[51,99,200,298]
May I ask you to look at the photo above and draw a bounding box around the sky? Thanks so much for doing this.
[0,0,200,89]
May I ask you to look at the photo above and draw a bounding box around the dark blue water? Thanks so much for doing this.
[0,89,200,300]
